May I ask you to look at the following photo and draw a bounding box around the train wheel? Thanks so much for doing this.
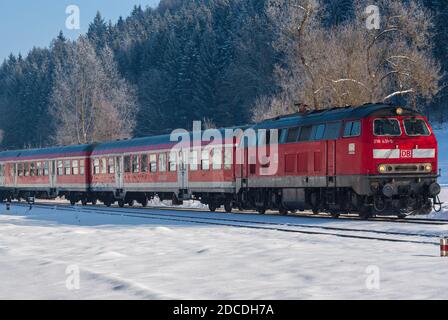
[331,213,340,219]
[257,208,266,215]
[91,199,97,205]
[279,208,288,215]
[312,208,319,215]
[70,199,76,206]
[208,203,217,212]
[141,198,148,207]
[81,199,88,206]
[224,201,232,213]
[104,200,112,207]
[118,200,125,208]
[128,200,135,207]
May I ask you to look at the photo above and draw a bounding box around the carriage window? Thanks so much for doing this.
[343,121,361,137]
[323,122,342,140]
[201,150,210,170]
[169,152,177,172]
[94,159,100,175]
[36,162,42,176]
[18,163,23,176]
[57,161,63,176]
[100,158,107,174]
[29,162,35,176]
[124,156,131,173]
[108,158,115,174]
[150,154,157,173]
[286,127,300,143]
[403,118,430,136]
[299,126,312,141]
[44,161,49,176]
[224,148,233,170]
[374,119,401,136]
[72,160,79,175]
[159,153,167,172]
[64,160,71,175]
[212,148,222,170]
[132,155,140,173]
[141,154,148,173]
[79,160,85,175]
[190,151,198,171]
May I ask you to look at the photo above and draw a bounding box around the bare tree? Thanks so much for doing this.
[51,36,137,145]
[253,0,442,120]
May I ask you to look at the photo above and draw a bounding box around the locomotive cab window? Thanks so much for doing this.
[374,118,401,136]
[403,118,430,136]
[150,154,157,173]
[159,153,167,172]
[72,160,79,175]
[141,155,148,173]
[343,121,361,137]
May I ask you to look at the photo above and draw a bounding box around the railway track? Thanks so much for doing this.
[8,202,445,246]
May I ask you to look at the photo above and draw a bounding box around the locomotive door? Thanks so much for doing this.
[178,149,189,192]
[115,156,123,190]
[326,141,336,187]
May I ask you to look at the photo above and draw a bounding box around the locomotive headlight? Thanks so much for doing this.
[424,164,432,172]
[378,164,387,173]
[396,107,404,115]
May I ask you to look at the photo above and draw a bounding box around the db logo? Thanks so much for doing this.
[400,150,412,158]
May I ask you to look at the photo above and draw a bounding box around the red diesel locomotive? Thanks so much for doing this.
[0,103,441,219]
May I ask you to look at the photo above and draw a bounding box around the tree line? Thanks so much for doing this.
[0,0,446,150]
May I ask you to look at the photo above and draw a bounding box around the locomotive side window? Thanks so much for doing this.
[323,122,342,140]
[18,163,23,176]
[159,153,167,172]
[141,155,148,173]
[374,119,401,136]
[150,154,157,173]
[124,156,131,173]
[343,121,361,137]
[298,126,312,141]
[312,124,326,141]
[286,127,300,143]
[403,118,430,136]
[24,163,30,176]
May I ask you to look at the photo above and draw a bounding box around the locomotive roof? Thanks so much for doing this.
[253,103,422,129]
[0,144,93,161]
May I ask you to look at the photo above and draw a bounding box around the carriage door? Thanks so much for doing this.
[115,156,123,190]
[50,160,56,189]
[326,140,336,187]
[178,149,189,193]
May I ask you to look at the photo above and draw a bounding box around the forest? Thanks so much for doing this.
[0,0,446,149]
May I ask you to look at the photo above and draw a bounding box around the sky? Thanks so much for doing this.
[0,0,160,61]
